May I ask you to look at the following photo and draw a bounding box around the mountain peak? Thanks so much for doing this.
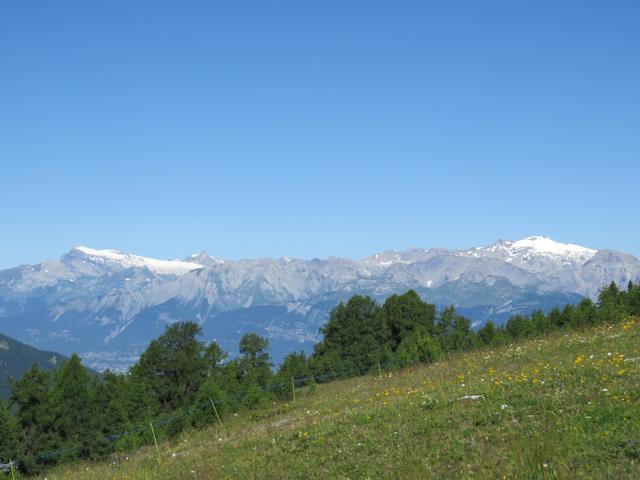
[186,251,225,266]
[506,236,597,258]
[67,246,204,275]
[462,236,598,265]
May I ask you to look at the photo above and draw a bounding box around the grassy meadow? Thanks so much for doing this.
[39,318,640,479]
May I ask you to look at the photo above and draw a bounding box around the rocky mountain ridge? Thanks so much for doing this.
[0,236,638,371]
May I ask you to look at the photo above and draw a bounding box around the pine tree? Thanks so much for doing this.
[598,281,620,306]
[49,354,95,458]
[478,321,497,345]
[235,333,274,408]
[275,351,311,399]
[0,399,19,465]
[531,309,552,333]
[9,364,57,474]
[597,282,625,323]
[491,327,510,346]
[626,283,640,316]
[193,376,228,428]
[93,371,129,455]
[394,327,442,366]
[572,298,598,327]
[434,305,456,339]
[308,346,343,382]
[381,290,436,349]
[118,374,159,449]
[560,304,575,327]
[506,315,533,339]
[448,314,477,350]
[204,341,227,380]
[131,322,207,411]
[548,307,565,329]
[315,295,385,374]
[436,306,477,350]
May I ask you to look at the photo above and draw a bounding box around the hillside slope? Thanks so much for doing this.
[0,333,66,399]
[43,319,640,479]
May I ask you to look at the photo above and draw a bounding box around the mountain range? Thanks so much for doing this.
[0,236,638,372]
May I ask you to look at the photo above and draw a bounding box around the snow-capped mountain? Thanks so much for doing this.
[66,246,205,275]
[0,237,638,372]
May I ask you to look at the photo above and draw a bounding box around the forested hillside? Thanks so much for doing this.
[42,313,640,478]
[1,281,639,476]
[0,334,66,399]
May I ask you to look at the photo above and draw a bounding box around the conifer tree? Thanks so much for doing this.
[9,364,57,473]
[93,371,128,454]
[548,306,565,329]
[0,399,19,465]
[560,304,575,327]
[626,283,640,316]
[505,315,533,339]
[394,327,442,366]
[597,282,625,323]
[316,295,385,374]
[531,309,553,333]
[131,321,207,411]
[204,341,227,380]
[572,298,598,327]
[381,290,435,349]
[49,354,95,458]
[275,351,311,399]
[478,321,497,345]
[180,340,228,426]
[119,374,159,449]
[233,333,274,408]
[436,306,477,350]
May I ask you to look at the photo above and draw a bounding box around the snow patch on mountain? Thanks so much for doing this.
[461,236,598,268]
[507,236,596,259]
[362,248,431,267]
[71,246,204,275]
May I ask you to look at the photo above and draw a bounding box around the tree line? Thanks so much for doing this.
[1,281,639,474]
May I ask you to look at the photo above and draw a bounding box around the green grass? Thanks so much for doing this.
[40,318,640,479]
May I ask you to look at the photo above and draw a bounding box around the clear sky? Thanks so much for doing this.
[1,1,639,268]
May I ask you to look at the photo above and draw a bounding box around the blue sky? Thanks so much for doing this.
[1,1,639,268]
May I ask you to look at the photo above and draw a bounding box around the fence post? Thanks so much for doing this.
[9,459,16,480]
[149,422,160,463]
[291,376,296,402]
[209,398,225,433]
[377,360,383,378]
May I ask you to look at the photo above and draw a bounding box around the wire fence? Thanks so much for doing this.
[1,312,633,473]
[1,356,419,474]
